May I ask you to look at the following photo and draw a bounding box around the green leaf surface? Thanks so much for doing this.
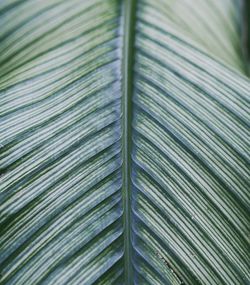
[0,0,249,284]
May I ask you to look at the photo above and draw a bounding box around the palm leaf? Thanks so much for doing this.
[0,0,249,284]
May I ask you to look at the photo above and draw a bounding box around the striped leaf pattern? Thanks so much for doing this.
[0,0,124,284]
[132,0,250,284]
[0,0,249,284]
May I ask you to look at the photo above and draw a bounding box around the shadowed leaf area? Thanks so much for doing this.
[0,0,249,284]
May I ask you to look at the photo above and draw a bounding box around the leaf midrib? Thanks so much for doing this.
[122,0,137,283]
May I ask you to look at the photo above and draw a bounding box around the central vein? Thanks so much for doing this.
[122,0,137,283]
